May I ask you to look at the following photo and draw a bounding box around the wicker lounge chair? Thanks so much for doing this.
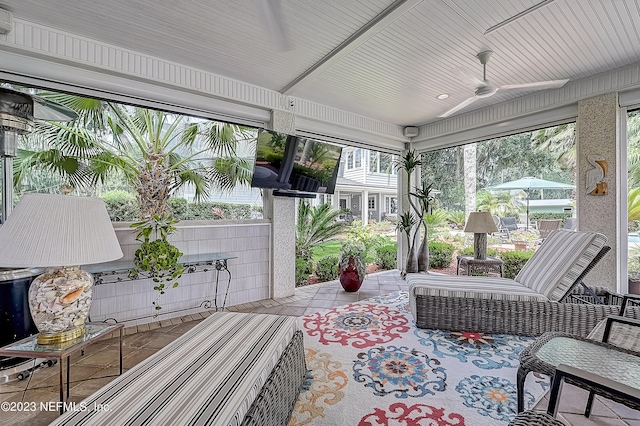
[408,229,628,336]
[538,219,562,241]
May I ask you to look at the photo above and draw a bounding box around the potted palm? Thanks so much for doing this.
[338,240,366,292]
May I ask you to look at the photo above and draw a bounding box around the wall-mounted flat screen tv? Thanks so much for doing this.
[251,129,343,196]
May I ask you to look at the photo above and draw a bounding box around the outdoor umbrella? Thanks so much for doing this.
[485,177,575,229]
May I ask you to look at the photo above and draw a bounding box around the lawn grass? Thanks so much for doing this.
[312,240,342,261]
[312,239,379,263]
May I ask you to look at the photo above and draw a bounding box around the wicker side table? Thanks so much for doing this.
[456,255,504,277]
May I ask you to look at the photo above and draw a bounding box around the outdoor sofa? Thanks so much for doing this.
[408,229,634,336]
[50,312,307,426]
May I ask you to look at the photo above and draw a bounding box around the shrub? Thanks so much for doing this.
[168,197,189,218]
[459,247,500,258]
[316,256,339,281]
[376,244,397,270]
[529,212,572,226]
[499,250,534,279]
[101,190,139,221]
[428,241,455,269]
[295,257,311,287]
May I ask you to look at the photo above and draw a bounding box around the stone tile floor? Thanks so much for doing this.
[0,270,637,425]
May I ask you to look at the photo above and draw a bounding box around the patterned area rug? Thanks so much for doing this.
[289,291,548,426]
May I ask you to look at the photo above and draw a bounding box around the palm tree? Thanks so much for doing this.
[530,123,576,169]
[295,201,348,260]
[15,92,254,219]
[476,190,520,216]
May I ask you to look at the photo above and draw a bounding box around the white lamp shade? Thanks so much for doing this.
[464,211,498,233]
[0,193,123,267]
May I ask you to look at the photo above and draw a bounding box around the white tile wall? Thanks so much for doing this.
[90,221,271,326]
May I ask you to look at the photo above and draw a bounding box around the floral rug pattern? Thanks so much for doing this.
[289,291,548,426]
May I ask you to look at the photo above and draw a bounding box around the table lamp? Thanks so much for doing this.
[464,211,498,260]
[0,194,123,344]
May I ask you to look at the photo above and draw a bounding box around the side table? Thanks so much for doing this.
[456,255,504,277]
[517,331,640,415]
[0,323,123,414]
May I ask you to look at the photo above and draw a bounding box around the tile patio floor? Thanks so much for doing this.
[0,270,638,425]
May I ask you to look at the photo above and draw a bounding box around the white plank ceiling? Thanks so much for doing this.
[2,0,640,126]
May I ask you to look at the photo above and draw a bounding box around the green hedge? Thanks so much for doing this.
[429,242,455,269]
[316,256,339,281]
[101,190,139,221]
[529,212,572,226]
[169,198,257,220]
[499,250,534,279]
[376,244,397,270]
[459,246,500,258]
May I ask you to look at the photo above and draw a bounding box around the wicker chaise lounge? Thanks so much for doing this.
[408,229,627,336]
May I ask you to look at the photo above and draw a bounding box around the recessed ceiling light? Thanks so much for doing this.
[436,93,449,100]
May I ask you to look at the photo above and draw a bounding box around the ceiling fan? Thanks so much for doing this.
[437,51,569,118]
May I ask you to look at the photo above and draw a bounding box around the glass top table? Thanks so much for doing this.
[0,322,123,414]
[536,336,640,390]
[517,333,640,415]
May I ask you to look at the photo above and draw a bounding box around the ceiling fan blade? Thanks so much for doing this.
[253,0,292,51]
[499,79,569,91]
[437,96,479,118]
[453,67,485,87]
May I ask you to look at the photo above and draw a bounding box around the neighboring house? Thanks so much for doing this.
[316,147,398,225]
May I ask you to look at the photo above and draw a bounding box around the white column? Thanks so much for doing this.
[576,93,619,292]
[332,190,340,210]
[264,110,296,299]
[362,189,369,225]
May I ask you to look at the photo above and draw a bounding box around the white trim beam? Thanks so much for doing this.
[280,0,424,95]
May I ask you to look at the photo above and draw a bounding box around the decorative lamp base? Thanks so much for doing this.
[37,324,85,344]
[28,267,93,344]
[473,233,487,260]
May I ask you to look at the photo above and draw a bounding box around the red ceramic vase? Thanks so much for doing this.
[338,256,363,292]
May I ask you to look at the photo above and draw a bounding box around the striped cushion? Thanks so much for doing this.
[51,312,298,426]
[515,230,606,301]
[407,274,548,318]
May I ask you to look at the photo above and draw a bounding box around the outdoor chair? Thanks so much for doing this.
[538,219,563,241]
[499,216,519,239]
[491,214,510,241]
[407,229,632,336]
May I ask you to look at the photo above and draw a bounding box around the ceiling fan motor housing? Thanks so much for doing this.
[475,85,498,98]
[0,88,34,157]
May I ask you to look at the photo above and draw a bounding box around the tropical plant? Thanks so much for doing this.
[15,91,254,219]
[476,190,521,217]
[629,187,640,221]
[447,210,466,229]
[395,211,418,275]
[130,213,184,313]
[531,123,576,169]
[295,201,348,261]
[339,240,367,282]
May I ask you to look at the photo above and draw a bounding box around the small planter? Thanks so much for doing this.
[339,256,364,292]
[513,240,528,251]
[629,278,640,295]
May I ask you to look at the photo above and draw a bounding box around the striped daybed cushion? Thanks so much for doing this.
[408,274,548,318]
[514,229,606,301]
[50,312,298,426]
